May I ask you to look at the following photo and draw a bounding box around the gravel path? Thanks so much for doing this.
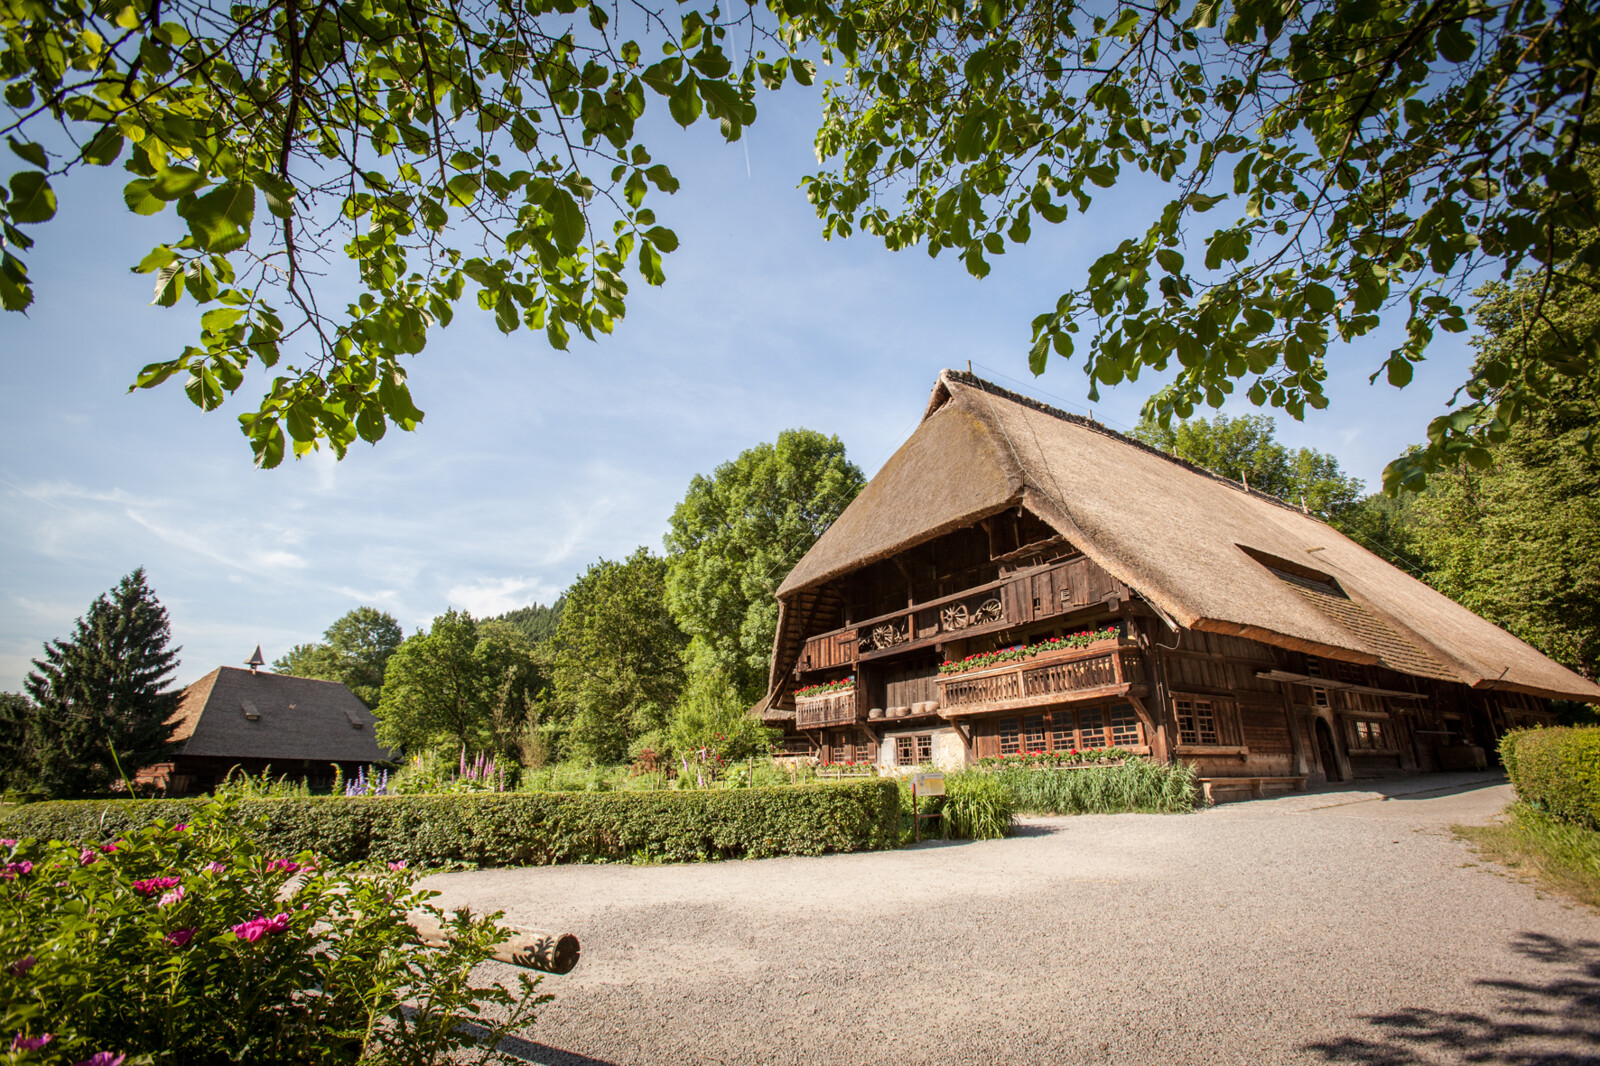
[421,775,1600,1065]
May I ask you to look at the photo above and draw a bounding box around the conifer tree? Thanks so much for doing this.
[24,568,180,797]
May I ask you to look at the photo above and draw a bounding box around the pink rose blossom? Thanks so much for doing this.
[100,842,119,854]
[172,823,188,832]
[232,912,291,943]
[0,838,16,848]
[264,859,300,874]
[165,927,196,948]
[159,886,186,908]
[10,1033,52,1052]
[2,861,33,879]
[79,849,100,866]
[387,861,408,871]
[131,876,181,895]
[72,1053,125,1066]
[202,861,226,875]
[7,955,36,977]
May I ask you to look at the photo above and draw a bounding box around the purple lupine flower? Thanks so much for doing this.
[72,1053,125,1066]
[10,1033,52,1052]
[7,955,36,977]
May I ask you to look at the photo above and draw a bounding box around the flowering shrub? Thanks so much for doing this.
[343,765,390,797]
[794,677,855,700]
[0,799,548,1065]
[938,626,1121,676]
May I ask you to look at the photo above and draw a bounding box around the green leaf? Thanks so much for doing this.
[445,174,480,207]
[668,76,702,128]
[152,166,208,201]
[123,179,165,215]
[1304,283,1336,313]
[177,183,255,253]
[642,226,678,252]
[7,137,46,168]
[1155,249,1184,273]
[1385,356,1413,387]
[547,188,585,251]
[7,171,56,223]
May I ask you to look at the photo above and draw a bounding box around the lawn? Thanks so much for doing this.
[1456,802,1600,910]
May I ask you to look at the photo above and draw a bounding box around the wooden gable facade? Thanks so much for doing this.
[758,371,1600,797]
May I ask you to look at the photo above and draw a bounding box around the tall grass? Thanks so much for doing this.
[990,760,1198,815]
[1457,803,1600,910]
[940,772,1016,840]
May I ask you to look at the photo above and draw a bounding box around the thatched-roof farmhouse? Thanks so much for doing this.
[760,370,1600,797]
[139,665,396,794]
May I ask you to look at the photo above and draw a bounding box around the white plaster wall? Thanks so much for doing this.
[876,726,969,772]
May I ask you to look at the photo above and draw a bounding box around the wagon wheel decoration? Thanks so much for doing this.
[975,598,1004,624]
[941,604,969,631]
[872,623,906,649]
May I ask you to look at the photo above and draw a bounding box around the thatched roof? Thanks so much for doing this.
[169,667,397,763]
[773,370,1600,703]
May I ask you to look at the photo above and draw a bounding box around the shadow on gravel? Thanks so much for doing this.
[1298,775,1509,805]
[1303,933,1600,1064]
[452,1020,622,1065]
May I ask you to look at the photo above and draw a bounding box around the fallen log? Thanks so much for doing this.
[409,914,581,975]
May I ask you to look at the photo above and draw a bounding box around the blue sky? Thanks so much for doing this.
[0,76,1479,693]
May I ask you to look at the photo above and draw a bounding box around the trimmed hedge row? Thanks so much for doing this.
[0,780,902,866]
[1501,727,1600,830]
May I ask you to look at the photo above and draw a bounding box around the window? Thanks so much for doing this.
[1023,714,1047,753]
[1078,707,1108,749]
[896,734,934,765]
[1175,698,1220,746]
[1050,712,1075,750]
[1312,686,1330,709]
[999,717,1021,755]
[1349,719,1389,751]
[1109,705,1143,748]
[1306,657,1323,678]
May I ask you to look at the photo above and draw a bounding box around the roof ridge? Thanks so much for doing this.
[940,369,1326,521]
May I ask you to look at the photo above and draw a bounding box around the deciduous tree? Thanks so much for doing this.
[375,610,543,757]
[23,568,179,797]
[550,548,686,764]
[664,429,864,701]
[273,606,403,707]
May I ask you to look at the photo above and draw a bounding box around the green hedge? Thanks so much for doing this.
[0,780,902,866]
[1501,727,1600,830]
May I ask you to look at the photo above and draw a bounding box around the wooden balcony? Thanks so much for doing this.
[937,641,1147,717]
[795,555,1127,675]
[795,688,859,730]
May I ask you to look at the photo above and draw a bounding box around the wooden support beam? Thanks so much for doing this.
[409,914,580,975]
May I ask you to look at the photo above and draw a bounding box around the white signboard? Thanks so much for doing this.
[913,772,945,797]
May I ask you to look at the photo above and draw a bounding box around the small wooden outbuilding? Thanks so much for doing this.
[139,665,396,794]
[758,370,1600,796]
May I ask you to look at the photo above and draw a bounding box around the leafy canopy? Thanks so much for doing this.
[796,0,1600,490]
[273,605,402,707]
[1130,410,1363,517]
[663,427,865,701]
[375,609,542,757]
[0,0,814,465]
[549,547,686,764]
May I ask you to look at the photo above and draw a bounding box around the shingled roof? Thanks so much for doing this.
[169,666,397,763]
[773,370,1600,703]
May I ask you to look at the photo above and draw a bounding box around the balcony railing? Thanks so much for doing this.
[937,641,1146,716]
[795,688,859,729]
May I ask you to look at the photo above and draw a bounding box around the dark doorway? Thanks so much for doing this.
[1315,718,1343,782]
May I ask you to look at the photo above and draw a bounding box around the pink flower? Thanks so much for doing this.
[131,876,180,895]
[172,823,188,833]
[387,861,408,871]
[72,1053,125,1066]
[8,955,36,977]
[202,861,226,875]
[0,838,16,847]
[2,861,33,879]
[264,859,300,874]
[232,912,291,943]
[159,886,186,907]
[79,849,100,866]
[100,843,119,854]
[10,1033,52,1052]
[165,927,196,948]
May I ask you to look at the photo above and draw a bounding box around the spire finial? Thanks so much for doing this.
[246,645,265,673]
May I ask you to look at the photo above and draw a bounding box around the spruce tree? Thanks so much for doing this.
[24,568,181,797]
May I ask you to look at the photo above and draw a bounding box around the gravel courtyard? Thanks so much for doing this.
[421,775,1600,1065]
